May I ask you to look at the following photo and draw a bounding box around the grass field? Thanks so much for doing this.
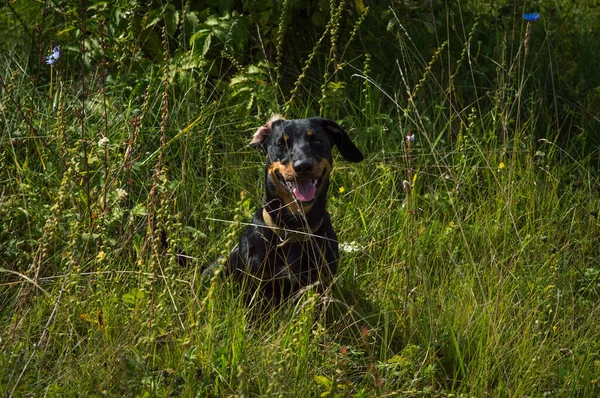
[1,1,599,396]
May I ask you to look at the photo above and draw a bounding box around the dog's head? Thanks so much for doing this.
[250,116,363,209]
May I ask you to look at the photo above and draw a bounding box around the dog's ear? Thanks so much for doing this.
[250,114,285,150]
[315,118,364,162]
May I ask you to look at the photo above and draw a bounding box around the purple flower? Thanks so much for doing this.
[406,133,415,144]
[523,12,540,22]
[45,46,60,65]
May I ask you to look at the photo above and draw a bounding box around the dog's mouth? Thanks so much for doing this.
[276,171,323,203]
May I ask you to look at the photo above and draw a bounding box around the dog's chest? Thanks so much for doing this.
[263,236,334,286]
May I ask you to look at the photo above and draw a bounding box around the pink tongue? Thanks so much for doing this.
[292,180,316,202]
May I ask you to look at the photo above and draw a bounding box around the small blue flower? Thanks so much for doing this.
[45,45,60,65]
[406,133,415,144]
[523,12,540,22]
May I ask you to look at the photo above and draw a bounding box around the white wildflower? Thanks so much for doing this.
[339,241,361,253]
[116,188,128,200]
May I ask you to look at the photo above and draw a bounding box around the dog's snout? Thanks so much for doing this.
[292,160,313,176]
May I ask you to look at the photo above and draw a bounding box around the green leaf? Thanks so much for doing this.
[190,31,213,57]
[202,34,213,57]
[164,4,180,36]
[184,10,200,33]
[314,375,332,388]
[122,293,136,305]
[132,204,148,217]
[144,9,162,29]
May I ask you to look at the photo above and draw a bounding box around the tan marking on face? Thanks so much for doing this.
[268,161,295,205]
[308,158,330,198]
[314,158,331,179]
[307,130,313,136]
[283,134,289,142]
[268,161,294,181]
[267,161,316,214]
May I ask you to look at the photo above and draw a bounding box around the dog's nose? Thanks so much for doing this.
[293,160,313,176]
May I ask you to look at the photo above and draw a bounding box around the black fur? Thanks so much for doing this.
[225,116,363,306]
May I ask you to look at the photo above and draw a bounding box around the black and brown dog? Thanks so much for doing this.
[223,115,363,306]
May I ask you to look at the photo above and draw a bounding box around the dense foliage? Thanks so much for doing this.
[1,0,599,396]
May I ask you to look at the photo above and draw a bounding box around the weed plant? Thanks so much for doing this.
[1,1,599,396]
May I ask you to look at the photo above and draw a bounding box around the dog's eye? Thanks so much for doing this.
[312,139,323,146]
[276,141,286,149]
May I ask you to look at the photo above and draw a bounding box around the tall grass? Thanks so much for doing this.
[1,1,599,396]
